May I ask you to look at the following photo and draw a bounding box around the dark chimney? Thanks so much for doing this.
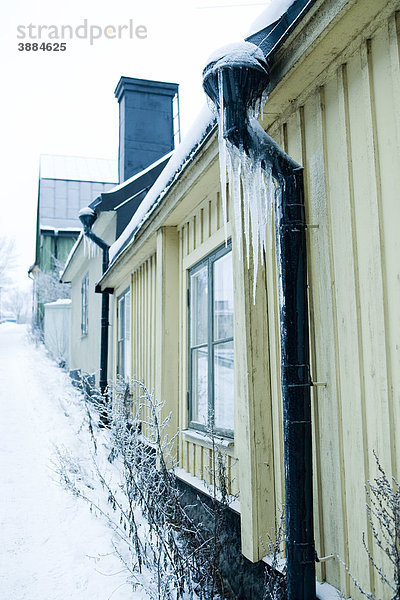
[115,76,179,183]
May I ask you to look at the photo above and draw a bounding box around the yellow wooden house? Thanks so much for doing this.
[96,0,400,597]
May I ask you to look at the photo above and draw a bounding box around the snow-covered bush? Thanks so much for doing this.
[55,377,233,600]
[339,451,400,600]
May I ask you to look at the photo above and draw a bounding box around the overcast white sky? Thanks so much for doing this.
[0,0,270,290]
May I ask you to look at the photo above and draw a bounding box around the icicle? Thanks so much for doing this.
[228,145,243,262]
[241,153,251,268]
[215,77,276,304]
[266,164,275,250]
[83,235,100,259]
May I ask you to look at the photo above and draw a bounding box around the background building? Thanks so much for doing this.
[29,154,117,329]
[61,77,179,387]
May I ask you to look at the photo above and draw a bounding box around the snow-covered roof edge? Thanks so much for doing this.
[106,0,315,270]
[109,104,216,263]
[247,0,296,36]
[105,150,174,195]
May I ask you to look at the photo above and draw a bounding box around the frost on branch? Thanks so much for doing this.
[54,377,236,600]
[340,451,400,600]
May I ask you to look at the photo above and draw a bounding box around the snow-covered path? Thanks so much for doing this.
[0,323,133,600]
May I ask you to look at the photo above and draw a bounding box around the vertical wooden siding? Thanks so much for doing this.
[131,253,157,396]
[265,13,400,598]
[177,189,240,497]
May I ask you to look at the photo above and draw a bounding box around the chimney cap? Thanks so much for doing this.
[114,76,179,102]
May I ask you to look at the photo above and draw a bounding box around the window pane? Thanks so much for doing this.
[191,347,208,426]
[118,297,124,341]
[81,274,88,335]
[190,265,208,346]
[213,251,233,341]
[214,341,234,431]
[124,292,131,378]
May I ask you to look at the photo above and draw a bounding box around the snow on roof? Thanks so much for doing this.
[40,155,118,183]
[109,104,215,262]
[247,0,296,36]
[106,1,305,267]
[106,151,174,195]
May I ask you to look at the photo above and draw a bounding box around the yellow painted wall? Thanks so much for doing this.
[105,3,400,597]
[261,10,400,598]
[177,188,240,495]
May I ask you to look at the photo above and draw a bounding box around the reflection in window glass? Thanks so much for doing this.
[81,273,89,336]
[117,289,131,380]
[190,265,208,346]
[214,341,234,431]
[191,347,208,426]
[213,252,234,341]
[189,243,234,436]
[124,291,131,379]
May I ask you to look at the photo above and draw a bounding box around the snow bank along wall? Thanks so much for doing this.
[100,1,400,598]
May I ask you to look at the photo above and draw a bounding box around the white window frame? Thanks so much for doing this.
[117,288,131,380]
[188,241,234,438]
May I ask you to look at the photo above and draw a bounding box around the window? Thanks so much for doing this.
[81,273,89,336]
[189,242,234,437]
[117,288,131,380]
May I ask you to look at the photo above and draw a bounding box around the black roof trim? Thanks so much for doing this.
[246,0,318,58]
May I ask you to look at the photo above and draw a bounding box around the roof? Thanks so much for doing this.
[91,151,174,238]
[40,155,118,183]
[61,153,174,282]
[106,0,316,269]
[39,178,117,230]
[109,105,215,262]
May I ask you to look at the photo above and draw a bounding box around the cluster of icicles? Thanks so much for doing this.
[216,71,276,302]
[83,235,100,259]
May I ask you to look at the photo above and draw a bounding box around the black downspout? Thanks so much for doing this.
[79,209,110,397]
[277,167,315,600]
[256,134,316,600]
[87,230,109,396]
[202,49,316,600]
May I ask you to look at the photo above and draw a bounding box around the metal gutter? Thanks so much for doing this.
[202,32,316,600]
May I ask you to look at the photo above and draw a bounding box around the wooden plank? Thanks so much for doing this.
[155,228,179,452]
[232,212,276,562]
[370,19,400,482]
[209,190,219,236]
[187,442,195,475]
[195,444,203,481]
[263,174,284,515]
[344,43,393,596]
[319,72,364,594]
[299,103,323,577]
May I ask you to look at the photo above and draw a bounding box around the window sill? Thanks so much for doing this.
[182,428,234,454]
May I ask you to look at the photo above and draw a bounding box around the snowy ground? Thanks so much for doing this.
[0,323,138,600]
